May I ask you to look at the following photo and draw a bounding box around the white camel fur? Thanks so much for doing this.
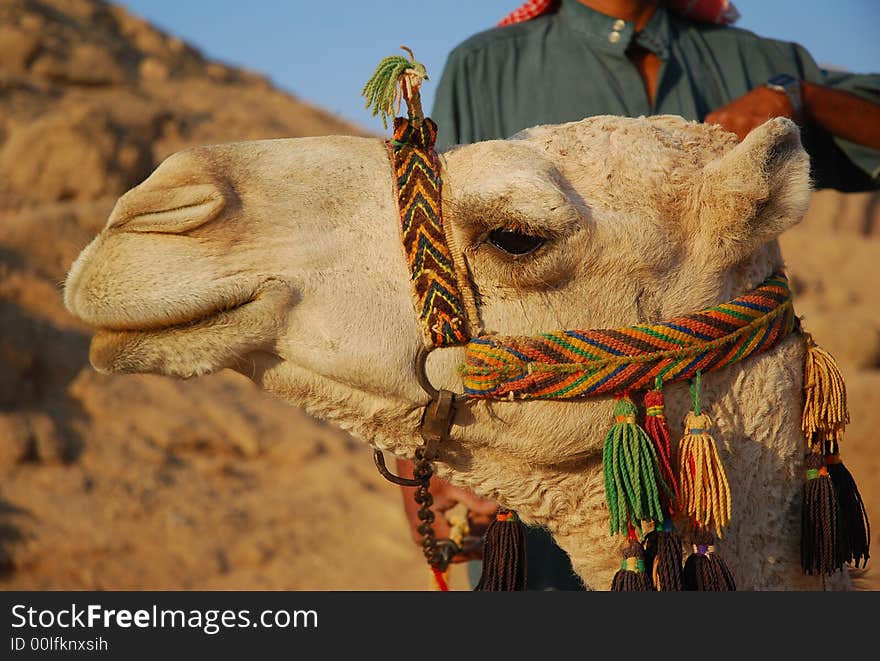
[63,114,840,590]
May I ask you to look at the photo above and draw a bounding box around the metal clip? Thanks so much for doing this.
[419,389,454,461]
[372,449,423,487]
[415,346,456,461]
[372,348,456,486]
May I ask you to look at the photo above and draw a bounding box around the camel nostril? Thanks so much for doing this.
[108,182,227,234]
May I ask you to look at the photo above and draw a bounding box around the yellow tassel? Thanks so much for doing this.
[678,411,731,536]
[802,333,849,443]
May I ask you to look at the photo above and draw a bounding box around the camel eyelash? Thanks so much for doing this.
[448,197,558,245]
[482,227,548,257]
[468,214,560,252]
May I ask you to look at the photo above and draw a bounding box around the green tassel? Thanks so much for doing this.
[602,395,667,535]
[361,47,428,129]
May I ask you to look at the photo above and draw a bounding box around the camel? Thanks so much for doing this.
[63,112,842,590]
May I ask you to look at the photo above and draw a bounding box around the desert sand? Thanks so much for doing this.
[0,0,876,591]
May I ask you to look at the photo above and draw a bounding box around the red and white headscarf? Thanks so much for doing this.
[498,0,739,27]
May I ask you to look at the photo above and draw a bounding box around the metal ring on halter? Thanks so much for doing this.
[415,346,439,399]
[372,346,457,485]
[414,346,458,461]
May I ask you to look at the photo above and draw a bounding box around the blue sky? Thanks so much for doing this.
[122,1,880,134]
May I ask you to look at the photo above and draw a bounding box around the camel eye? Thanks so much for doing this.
[487,228,545,256]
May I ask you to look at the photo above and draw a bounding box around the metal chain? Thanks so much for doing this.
[371,446,460,569]
[411,447,485,571]
[412,447,446,569]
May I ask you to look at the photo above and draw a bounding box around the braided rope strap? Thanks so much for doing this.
[462,272,796,399]
[390,117,470,347]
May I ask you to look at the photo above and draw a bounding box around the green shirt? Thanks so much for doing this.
[432,0,880,191]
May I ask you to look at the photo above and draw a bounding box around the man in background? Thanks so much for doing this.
[399,0,880,590]
[433,0,879,188]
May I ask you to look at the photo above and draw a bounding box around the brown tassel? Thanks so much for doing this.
[643,520,684,591]
[825,442,870,568]
[644,382,679,509]
[802,334,849,444]
[801,450,844,575]
[610,540,654,591]
[474,509,527,591]
[682,529,736,590]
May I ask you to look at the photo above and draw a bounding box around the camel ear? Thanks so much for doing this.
[694,117,811,265]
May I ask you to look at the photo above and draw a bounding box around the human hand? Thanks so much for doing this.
[705,85,797,142]
[396,457,498,563]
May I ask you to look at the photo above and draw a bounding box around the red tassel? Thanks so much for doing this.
[644,383,679,509]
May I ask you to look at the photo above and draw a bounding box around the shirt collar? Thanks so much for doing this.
[558,0,671,58]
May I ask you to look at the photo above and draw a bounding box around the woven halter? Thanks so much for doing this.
[388,113,797,391]
[365,50,868,591]
[463,272,796,400]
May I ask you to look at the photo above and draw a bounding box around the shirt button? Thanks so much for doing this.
[609,30,621,43]
[613,19,626,30]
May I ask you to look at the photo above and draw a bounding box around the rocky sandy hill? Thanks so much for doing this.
[0,0,449,591]
[0,0,877,590]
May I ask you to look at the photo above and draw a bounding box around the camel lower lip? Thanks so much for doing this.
[86,280,296,376]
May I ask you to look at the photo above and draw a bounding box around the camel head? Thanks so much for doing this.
[64,115,813,588]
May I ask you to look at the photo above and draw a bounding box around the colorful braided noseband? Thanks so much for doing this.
[364,49,869,592]
[462,272,796,400]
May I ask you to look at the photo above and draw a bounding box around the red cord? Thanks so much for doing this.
[626,521,639,542]
[431,567,449,591]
